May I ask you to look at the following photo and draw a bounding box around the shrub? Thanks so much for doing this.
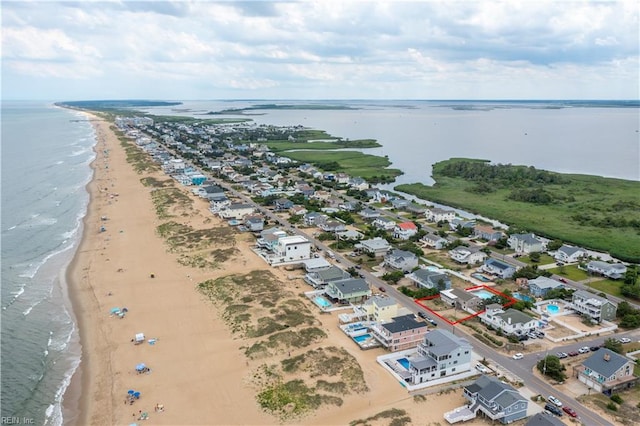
[606,402,618,411]
[610,394,623,404]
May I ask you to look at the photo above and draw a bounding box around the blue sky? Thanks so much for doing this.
[2,0,638,100]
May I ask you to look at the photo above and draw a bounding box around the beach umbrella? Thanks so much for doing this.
[110,307,120,314]
[127,390,135,395]
[134,391,141,399]
[135,363,146,371]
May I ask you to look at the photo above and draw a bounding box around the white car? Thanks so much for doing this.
[619,337,631,344]
[548,395,563,407]
[476,363,491,374]
[512,353,524,360]
[578,346,590,354]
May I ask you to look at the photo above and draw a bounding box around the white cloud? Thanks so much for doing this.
[1,0,638,100]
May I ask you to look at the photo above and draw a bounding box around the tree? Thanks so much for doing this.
[603,338,623,354]
[537,355,567,382]
[546,239,564,251]
[529,252,541,263]
[382,270,405,284]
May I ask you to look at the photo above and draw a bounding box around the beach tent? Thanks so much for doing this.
[135,363,147,372]
[134,333,145,344]
[110,307,121,315]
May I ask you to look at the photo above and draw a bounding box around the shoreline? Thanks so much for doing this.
[59,110,486,426]
[63,112,110,426]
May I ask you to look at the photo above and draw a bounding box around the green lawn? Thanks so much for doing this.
[585,279,624,297]
[519,253,555,265]
[265,139,380,152]
[548,265,590,281]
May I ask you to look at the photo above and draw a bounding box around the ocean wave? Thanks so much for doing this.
[68,147,90,157]
[18,241,75,279]
[22,300,41,316]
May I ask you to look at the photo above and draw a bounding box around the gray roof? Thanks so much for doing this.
[359,238,390,250]
[529,276,564,290]
[450,288,480,303]
[573,289,612,306]
[331,278,370,294]
[496,308,535,326]
[470,375,525,407]
[558,244,584,256]
[423,329,471,357]
[526,412,565,426]
[511,233,541,245]
[409,355,437,370]
[582,348,630,378]
[387,249,417,261]
[316,266,351,281]
[381,314,427,334]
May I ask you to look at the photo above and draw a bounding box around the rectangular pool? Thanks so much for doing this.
[397,357,411,369]
[469,289,496,299]
[314,296,332,308]
[353,333,372,343]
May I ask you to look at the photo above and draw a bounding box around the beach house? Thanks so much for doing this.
[440,289,483,313]
[586,261,628,280]
[507,233,544,253]
[393,222,419,240]
[479,306,538,338]
[407,268,452,291]
[456,375,528,424]
[425,207,456,223]
[218,203,255,219]
[273,235,312,263]
[358,295,411,322]
[420,233,449,250]
[574,348,638,394]
[554,245,587,263]
[369,314,430,352]
[448,245,487,265]
[407,329,473,384]
[325,278,371,304]
[355,237,391,257]
[384,249,419,272]
[527,276,565,297]
[481,258,517,279]
[372,217,397,231]
[473,225,504,242]
[570,290,617,322]
[304,266,351,288]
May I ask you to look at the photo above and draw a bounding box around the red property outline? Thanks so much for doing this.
[415,285,518,326]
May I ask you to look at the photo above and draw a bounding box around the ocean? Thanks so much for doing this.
[0,99,637,425]
[1,102,96,425]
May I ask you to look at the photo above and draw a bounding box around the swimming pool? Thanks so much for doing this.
[469,289,496,299]
[314,296,331,308]
[546,304,560,315]
[513,292,534,302]
[397,357,411,369]
[471,273,492,282]
[353,333,372,343]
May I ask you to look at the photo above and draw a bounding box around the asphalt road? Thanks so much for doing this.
[162,145,629,426]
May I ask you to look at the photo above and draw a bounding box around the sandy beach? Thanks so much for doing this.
[64,114,486,425]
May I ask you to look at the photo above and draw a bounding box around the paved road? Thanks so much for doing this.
[157,141,626,425]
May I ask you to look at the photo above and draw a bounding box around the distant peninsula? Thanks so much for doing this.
[56,100,182,110]
[396,158,640,263]
[205,103,358,115]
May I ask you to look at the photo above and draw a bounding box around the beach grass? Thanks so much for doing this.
[350,408,411,426]
[265,139,380,152]
[585,279,624,297]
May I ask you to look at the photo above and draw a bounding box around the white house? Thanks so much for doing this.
[372,217,397,231]
[586,261,628,280]
[274,235,312,263]
[407,268,452,290]
[507,233,544,253]
[384,249,419,272]
[420,233,448,250]
[481,258,517,279]
[448,245,487,264]
[425,207,456,223]
[218,203,255,219]
[406,329,473,384]
[554,245,587,263]
[393,222,419,240]
[479,305,538,338]
[571,290,617,322]
[355,237,391,257]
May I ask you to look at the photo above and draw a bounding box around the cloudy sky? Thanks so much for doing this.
[2,0,638,100]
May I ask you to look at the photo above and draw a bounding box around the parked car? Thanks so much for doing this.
[619,337,631,344]
[512,353,524,360]
[556,352,568,359]
[475,363,491,374]
[378,286,386,293]
[535,331,545,337]
[590,346,601,351]
[562,406,578,417]
[558,278,568,283]
[578,346,590,354]
[545,403,563,416]
[527,333,538,339]
[427,317,438,326]
[548,395,563,407]
[417,312,428,319]
[568,351,579,357]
